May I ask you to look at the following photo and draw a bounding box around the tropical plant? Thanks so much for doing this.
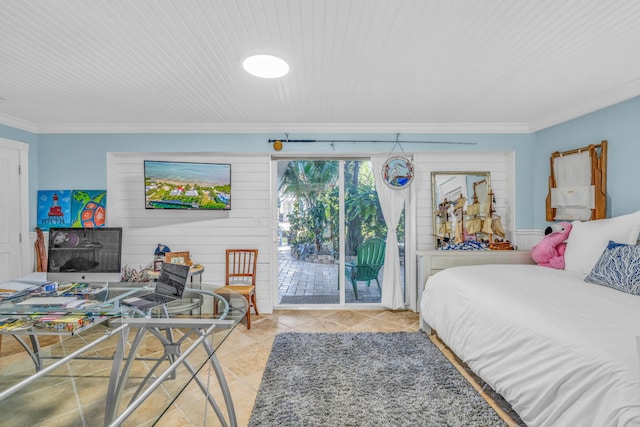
[279,159,402,260]
[280,161,338,257]
[343,160,387,255]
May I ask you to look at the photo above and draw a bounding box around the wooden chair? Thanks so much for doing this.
[224,249,258,329]
[344,237,386,299]
[35,227,47,272]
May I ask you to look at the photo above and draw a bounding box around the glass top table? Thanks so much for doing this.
[0,282,248,427]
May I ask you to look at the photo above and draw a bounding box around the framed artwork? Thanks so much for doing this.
[37,190,72,230]
[71,190,107,228]
[165,251,191,266]
[37,189,107,230]
[153,259,165,271]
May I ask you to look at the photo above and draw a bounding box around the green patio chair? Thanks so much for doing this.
[345,237,386,299]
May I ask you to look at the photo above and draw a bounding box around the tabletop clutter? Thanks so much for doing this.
[0,280,110,332]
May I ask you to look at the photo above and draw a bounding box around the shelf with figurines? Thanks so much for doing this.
[434,183,513,250]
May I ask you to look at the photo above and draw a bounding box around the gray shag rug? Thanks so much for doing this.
[249,332,507,427]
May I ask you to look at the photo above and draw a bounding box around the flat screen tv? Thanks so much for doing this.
[46,227,123,283]
[144,160,231,210]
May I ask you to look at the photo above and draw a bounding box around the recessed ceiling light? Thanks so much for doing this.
[243,54,289,78]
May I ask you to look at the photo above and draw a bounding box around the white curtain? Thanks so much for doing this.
[371,156,409,309]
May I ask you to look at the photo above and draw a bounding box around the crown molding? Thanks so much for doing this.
[31,122,532,134]
[4,88,638,136]
[529,81,640,132]
[0,112,39,133]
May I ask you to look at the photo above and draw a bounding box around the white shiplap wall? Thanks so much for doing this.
[514,229,545,251]
[106,152,273,312]
[413,151,517,251]
[105,150,534,314]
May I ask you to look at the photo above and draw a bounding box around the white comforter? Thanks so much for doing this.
[421,264,640,427]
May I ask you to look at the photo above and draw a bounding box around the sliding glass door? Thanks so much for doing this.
[277,160,340,304]
[275,158,404,307]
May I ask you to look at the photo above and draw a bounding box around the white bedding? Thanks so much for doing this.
[420,264,640,427]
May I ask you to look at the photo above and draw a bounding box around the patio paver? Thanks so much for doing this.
[277,246,383,304]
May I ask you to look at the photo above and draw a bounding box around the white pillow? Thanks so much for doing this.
[564,210,640,275]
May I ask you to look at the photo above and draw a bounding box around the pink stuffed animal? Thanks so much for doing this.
[530,221,573,269]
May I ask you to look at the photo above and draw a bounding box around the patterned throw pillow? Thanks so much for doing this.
[585,243,640,295]
[606,240,629,250]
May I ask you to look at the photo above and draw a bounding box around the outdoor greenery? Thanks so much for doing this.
[280,161,339,258]
[279,160,403,260]
[145,178,229,209]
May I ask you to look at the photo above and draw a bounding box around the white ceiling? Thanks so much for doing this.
[1,0,640,134]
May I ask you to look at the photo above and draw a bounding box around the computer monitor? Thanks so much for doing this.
[46,227,123,283]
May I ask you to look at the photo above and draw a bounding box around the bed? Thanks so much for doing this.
[421,211,640,427]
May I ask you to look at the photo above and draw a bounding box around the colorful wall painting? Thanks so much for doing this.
[71,190,107,228]
[37,190,72,230]
[37,190,107,230]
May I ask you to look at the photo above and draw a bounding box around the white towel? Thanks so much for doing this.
[555,207,592,221]
[554,151,591,187]
[551,185,595,208]
[552,150,594,221]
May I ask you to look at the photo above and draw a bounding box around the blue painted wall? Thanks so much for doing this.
[34,132,535,228]
[533,96,640,228]
[5,93,639,232]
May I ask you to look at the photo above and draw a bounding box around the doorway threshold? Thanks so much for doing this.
[279,295,340,304]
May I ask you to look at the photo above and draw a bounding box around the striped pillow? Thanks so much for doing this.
[585,242,640,295]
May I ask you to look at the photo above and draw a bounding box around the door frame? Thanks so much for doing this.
[270,154,417,312]
[0,137,30,280]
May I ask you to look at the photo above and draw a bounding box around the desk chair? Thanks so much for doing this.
[223,249,258,329]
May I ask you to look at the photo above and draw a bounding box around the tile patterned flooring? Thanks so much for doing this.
[0,310,421,427]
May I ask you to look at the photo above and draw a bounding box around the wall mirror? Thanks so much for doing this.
[431,171,491,249]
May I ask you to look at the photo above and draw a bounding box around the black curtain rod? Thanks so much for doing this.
[267,139,476,145]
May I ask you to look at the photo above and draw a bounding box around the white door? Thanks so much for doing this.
[0,141,27,281]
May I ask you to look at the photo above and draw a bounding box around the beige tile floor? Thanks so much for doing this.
[0,310,421,427]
